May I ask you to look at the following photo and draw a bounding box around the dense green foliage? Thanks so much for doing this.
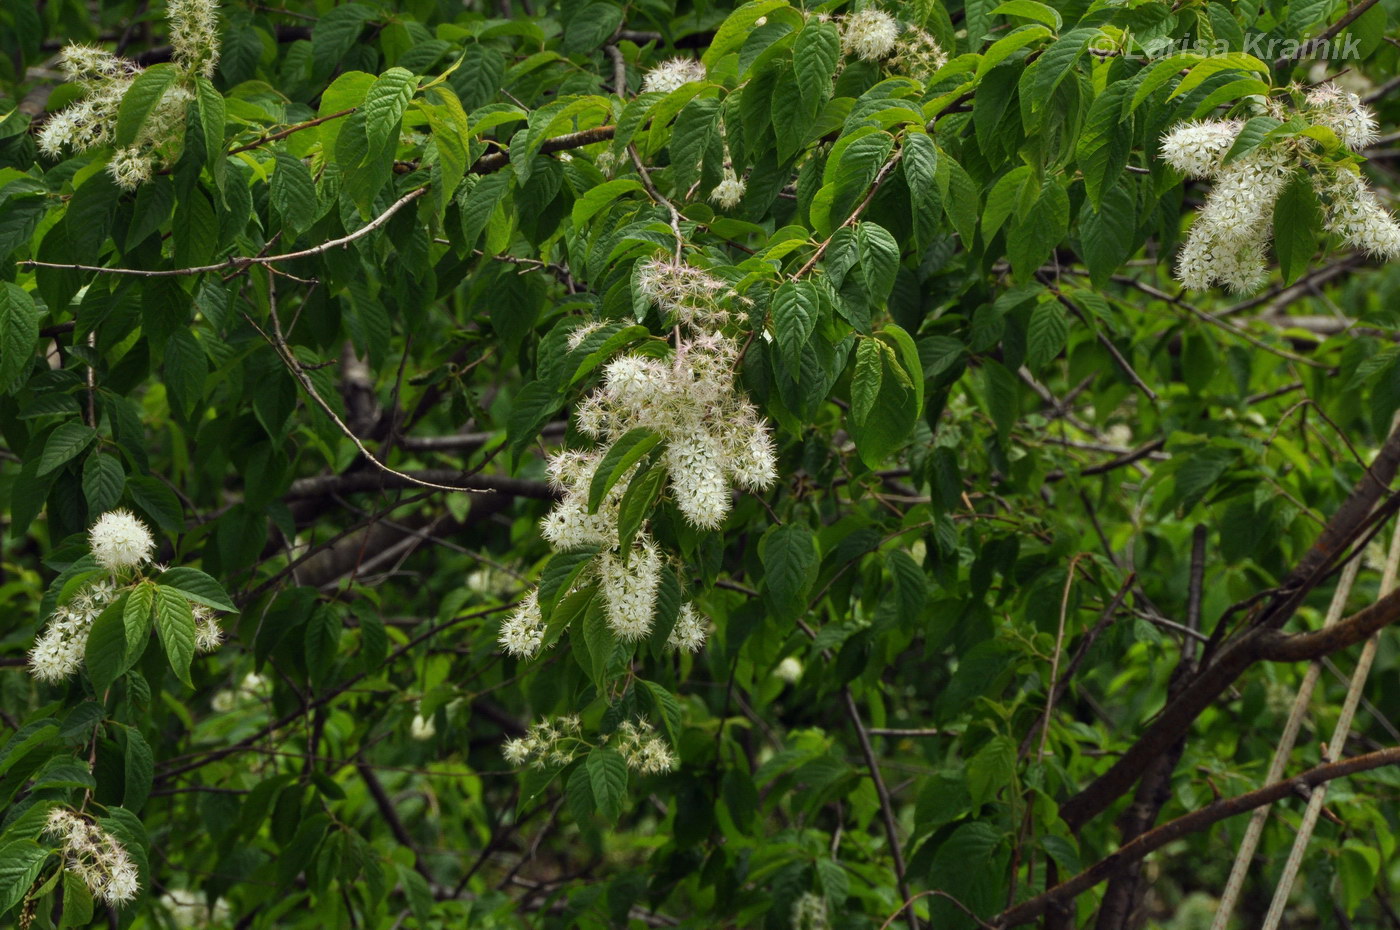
[3,0,1400,928]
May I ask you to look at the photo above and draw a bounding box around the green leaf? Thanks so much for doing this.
[37,421,96,476]
[193,77,226,185]
[538,548,600,617]
[571,178,644,227]
[794,22,839,118]
[271,151,318,236]
[856,222,899,306]
[313,3,375,75]
[585,748,628,822]
[59,869,93,927]
[362,67,417,159]
[771,279,821,372]
[880,322,923,417]
[0,282,39,393]
[851,339,883,425]
[155,584,197,687]
[967,735,1017,807]
[617,462,665,553]
[1008,180,1069,281]
[1026,300,1069,370]
[849,341,917,467]
[991,0,1061,29]
[1079,181,1137,287]
[1273,172,1319,284]
[703,0,789,67]
[156,567,236,612]
[123,582,156,659]
[669,96,722,195]
[0,840,49,916]
[85,591,131,692]
[588,428,663,513]
[1222,116,1284,164]
[114,63,180,148]
[122,727,154,812]
[760,523,818,621]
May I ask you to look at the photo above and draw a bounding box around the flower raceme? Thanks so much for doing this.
[28,510,226,684]
[499,258,776,658]
[38,0,220,189]
[1162,84,1400,292]
[45,808,140,905]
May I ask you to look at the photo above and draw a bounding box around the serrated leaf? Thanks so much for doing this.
[122,727,153,812]
[155,585,196,687]
[794,22,839,118]
[271,151,318,235]
[81,453,124,517]
[1273,172,1319,284]
[114,63,180,148]
[0,282,39,393]
[539,548,600,617]
[84,591,131,692]
[362,67,417,160]
[155,567,236,612]
[0,840,49,916]
[617,461,665,553]
[856,222,899,305]
[586,748,628,822]
[587,428,662,514]
[771,279,820,372]
[760,523,817,621]
[1026,300,1068,369]
[37,421,96,475]
[123,582,156,659]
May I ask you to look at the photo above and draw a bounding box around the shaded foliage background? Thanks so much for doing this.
[3,0,1400,928]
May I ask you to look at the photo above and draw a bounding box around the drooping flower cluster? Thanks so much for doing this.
[28,579,117,683]
[501,258,776,655]
[890,25,948,80]
[29,510,227,684]
[44,808,139,905]
[792,892,831,930]
[37,0,221,189]
[641,57,707,95]
[1162,84,1400,292]
[710,167,746,210]
[612,719,676,774]
[502,715,585,768]
[410,704,436,741]
[840,9,901,61]
[159,888,232,927]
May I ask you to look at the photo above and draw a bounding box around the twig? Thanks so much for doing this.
[994,745,1400,927]
[1272,0,1384,69]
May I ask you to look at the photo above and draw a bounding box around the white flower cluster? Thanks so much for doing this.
[710,167,746,210]
[1162,84,1400,292]
[45,808,139,905]
[612,719,676,775]
[890,25,948,81]
[37,0,220,189]
[89,508,155,573]
[792,891,831,930]
[840,9,901,61]
[28,579,116,683]
[159,888,232,927]
[501,258,776,655]
[641,57,707,95]
[30,510,225,684]
[410,709,436,741]
[666,603,708,652]
[502,715,584,768]
[210,671,267,712]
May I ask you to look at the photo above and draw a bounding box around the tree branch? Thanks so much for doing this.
[996,746,1400,927]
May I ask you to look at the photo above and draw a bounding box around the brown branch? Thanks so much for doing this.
[996,746,1400,927]
[228,108,357,156]
[1259,583,1400,661]
[1272,0,1384,69]
[285,470,556,500]
[843,687,918,930]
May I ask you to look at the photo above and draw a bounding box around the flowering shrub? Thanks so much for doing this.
[2,0,1400,928]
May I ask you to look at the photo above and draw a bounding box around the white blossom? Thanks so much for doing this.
[45,808,140,905]
[841,9,900,61]
[891,26,947,81]
[1159,120,1241,178]
[665,603,707,652]
[614,719,675,774]
[89,508,155,573]
[598,540,662,640]
[193,605,223,654]
[1317,169,1400,260]
[1306,82,1379,150]
[410,712,436,741]
[159,888,231,927]
[774,656,804,684]
[498,589,546,658]
[29,579,117,682]
[641,57,707,94]
[709,168,746,210]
